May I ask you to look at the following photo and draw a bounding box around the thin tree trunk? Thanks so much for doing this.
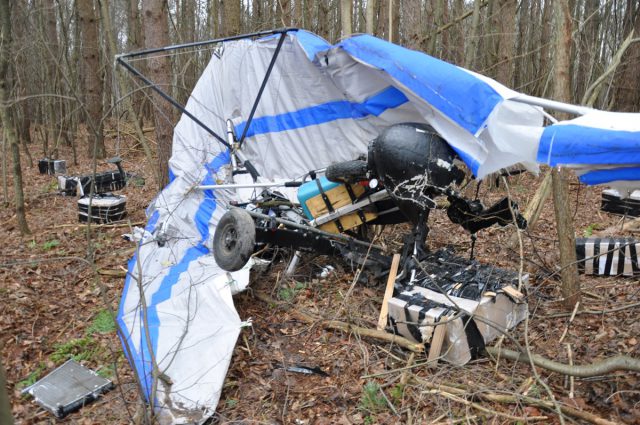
[143,0,174,188]
[99,0,158,187]
[552,0,580,310]
[613,0,640,111]
[496,0,516,85]
[366,0,375,34]
[0,355,13,425]
[402,0,422,49]
[341,0,352,38]
[465,0,482,68]
[0,0,30,235]
[222,0,242,35]
[77,0,106,159]
[537,0,554,96]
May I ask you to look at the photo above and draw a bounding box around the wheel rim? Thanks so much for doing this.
[223,226,237,251]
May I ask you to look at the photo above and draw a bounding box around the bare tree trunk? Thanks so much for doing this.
[0,354,13,425]
[0,0,30,235]
[366,0,375,34]
[496,0,516,85]
[390,0,400,43]
[143,0,174,188]
[341,0,352,38]
[317,0,330,40]
[552,0,580,310]
[402,0,422,49]
[77,0,106,159]
[222,0,242,35]
[613,0,640,111]
[465,0,482,68]
[537,0,554,96]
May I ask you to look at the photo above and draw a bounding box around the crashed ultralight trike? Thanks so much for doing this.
[117,28,531,283]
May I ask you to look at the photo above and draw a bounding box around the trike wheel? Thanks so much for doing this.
[326,160,368,184]
[213,209,256,271]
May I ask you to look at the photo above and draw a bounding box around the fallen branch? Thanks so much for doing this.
[97,268,127,277]
[544,301,640,318]
[51,220,144,229]
[486,346,640,377]
[417,380,617,425]
[425,389,548,422]
[597,216,640,237]
[253,291,424,353]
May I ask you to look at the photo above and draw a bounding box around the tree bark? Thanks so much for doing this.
[494,0,517,87]
[77,0,106,159]
[341,0,352,38]
[552,0,580,310]
[0,354,13,425]
[365,0,375,34]
[222,0,242,36]
[143,0,174,188]
[613,0,640,111]
[0,0,30,235]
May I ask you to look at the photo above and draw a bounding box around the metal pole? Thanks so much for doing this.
[116,57,231,148]
[197,182,294,190]
[240,208,386,251]
[511,94,593,116]
[116,28,297,60]
[238,31,288,148]
[116,28,299,151]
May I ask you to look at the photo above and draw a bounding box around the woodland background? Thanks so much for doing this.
[1,0,640,424]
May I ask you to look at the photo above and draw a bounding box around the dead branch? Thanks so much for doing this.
[253,291,424,353]
[486,346,640,377]
[416,379,618,425]
[424,0,489,41]
[597,216,640,236]
[582,30,639,106]
[544,301,640,318]
[424,389,548,422]
[97,268,127,277]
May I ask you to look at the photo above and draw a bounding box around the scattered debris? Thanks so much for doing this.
[281,365,330,377]
[576,237,639,276]
[78,194,127,223]
[388,248,527,365]
[21,359,114,419]
[601,189,640,217]
[38,158,66,175]
[58,157,136,196]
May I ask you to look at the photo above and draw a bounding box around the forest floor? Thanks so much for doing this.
[1,133,639,424]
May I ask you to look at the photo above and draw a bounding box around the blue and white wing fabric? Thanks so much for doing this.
[319,34,545,178]
[537,111,640,194]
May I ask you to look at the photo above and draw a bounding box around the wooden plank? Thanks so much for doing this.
[305,184,365,217]
[427,320,448,367]
[377,254,401,330]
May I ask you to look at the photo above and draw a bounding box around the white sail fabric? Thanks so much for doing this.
[117,30,640,423]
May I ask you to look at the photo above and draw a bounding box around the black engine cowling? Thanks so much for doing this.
[368,123,465,224]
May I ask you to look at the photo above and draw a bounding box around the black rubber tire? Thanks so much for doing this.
[213,209,256,271]
[325,160,368,184]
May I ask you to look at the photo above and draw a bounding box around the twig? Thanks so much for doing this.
[558,301,580,343]
[415,379,618,425]
[425,388,548,422]
[567,343,574,398]
[253,291,424,353]
[51,220,144,229]
[486,346,640,377]
[543,301,640,318]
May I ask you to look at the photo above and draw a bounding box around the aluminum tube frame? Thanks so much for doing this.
[115,28,298,150]
[238,207,385,251]
[198,182,295,190]
[511,94,593,116]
